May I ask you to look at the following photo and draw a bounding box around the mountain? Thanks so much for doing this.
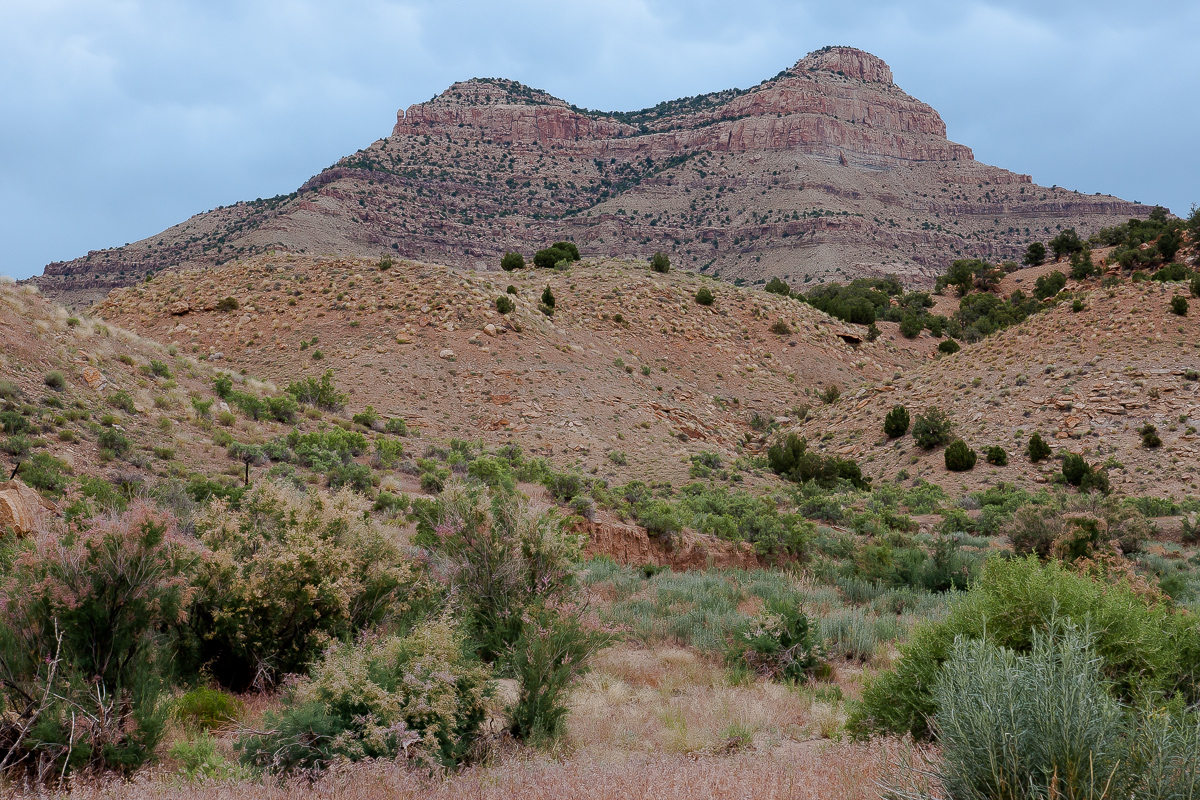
[33,46,1151,308]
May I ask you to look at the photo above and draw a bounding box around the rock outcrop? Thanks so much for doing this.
[32,46,1152,308]
[0,480,59,536]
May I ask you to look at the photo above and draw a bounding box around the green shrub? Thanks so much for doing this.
[937,339,961,355]
[1170,295,1188,316]
[374,437,405,468]
[237,620,490,771]
[770,319,791,335]
[424,484,582,663]
[500,251,525,271]
[1023,241,1046,266]
[189,483,416,689]
[924,625,1200,800]
[213,374,233,399]
[107,390,136,413]
[216,296,239,312]
[373,490,410,517]
[540,284,555,309]
[1061,452,1109,493]
[912,407,953,449]
[508,606,608,742]
[767,433,870,490]
[384,417,408,436]
[326,462,373,492]
[944,440,976,471]
[533,244,578,268]
[285,370,347,411]
[1140,423,1163,448]
[506,285,518,295]
[174,687,244,731]
[818,384,840,404]
[865,322,880,341]
[0,410,28,435]
[649,252,670,273]
[1027,432,1052,462]
[495,295,514,314]
[43,371,66,391]
[0,380,19,400]
[17,452,71,497]
[351,405,379,428]
[764,277,790,295]
[985,445,1008,466]
[731,603,825,683]
[1034,270,1067,300]
[149,359,172,379]
[0,503,192,775]
[883,405,910,438]
[899,314,923,338]
[1,434,30,457]
[695,287,714,306]
[849,556,1200,740]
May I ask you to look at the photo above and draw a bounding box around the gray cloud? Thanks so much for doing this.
[2,0,1196,279]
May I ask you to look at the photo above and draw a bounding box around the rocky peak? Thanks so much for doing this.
[793,46,894,84]
[421,78,569,110]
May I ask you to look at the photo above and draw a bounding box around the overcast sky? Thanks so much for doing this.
[2,0,1197,280]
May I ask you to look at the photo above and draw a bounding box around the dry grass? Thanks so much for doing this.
[27,745,891,800]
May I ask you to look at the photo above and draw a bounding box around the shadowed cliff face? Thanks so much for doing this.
[33,46,1149,308]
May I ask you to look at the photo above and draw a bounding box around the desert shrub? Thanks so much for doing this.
[1170,295,1188,316]
[673,483,811,559]
[883,405,910,438]
[540,284,555,309]
[767,433,870,490]
[43,371,66,391]
[912,407,953,449]
[1049,228,1084,260]
[850,556,1200,741]
[351,405,379,428]
[938,338,960,355]
[373,490,409,517]
[533,244,578,268]
[216,297,239,312]
[918,626,1200,800]
[770,319,791,335]
[288,426,367,472]
[764,277,790,295]
[0,410,28,435]
[18,452,71,497]
[495,295,514,314]
[107,389,136,413]
[384,417,408,436]
[373,437,405,468]
[465,456,514,490]
[213,374,234,399]
[1068,246,1099,279]
[424,484,583,663]
[500,251,525,271]
[284,370,347,411]
[1061,452,1109,494]
[985,445,1008,466]
[649,252,670,273]
[0,381,19,400]
[1034,270,1067,300]
[0,503,193,776]
[508,606,608,742]
[1,433,30,457]
[866,322,880,341]
[818,384,840,404]
[173,687,243,731]
[1027,432,1052,462]
[326,462,373,492]
[731,603,825,683]
[695,287,714,306]
[188,483,416,689]
[1140,423,1163,448]
[544,470,583,501]
[944,440,976,471]
[148,359,172,379]
[237,619,490,771]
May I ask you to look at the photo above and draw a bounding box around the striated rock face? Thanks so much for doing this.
[32,46,1151,307]
[0,480,59,536]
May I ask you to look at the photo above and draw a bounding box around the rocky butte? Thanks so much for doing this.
[33,46,1151,307]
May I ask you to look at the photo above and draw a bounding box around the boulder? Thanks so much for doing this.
[0,480,59,536]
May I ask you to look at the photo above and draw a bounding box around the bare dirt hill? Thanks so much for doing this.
[33,46,1150,308]
[89,253,928,485]
[793,277,1200,498]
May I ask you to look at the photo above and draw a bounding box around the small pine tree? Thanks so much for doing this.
[500,252,525,271]
[912,408,954,450]
[944,440,977,471]
[865,322,881,342]
[1026,432,1052,463]
[985,446,1008,466]
[541,285,555,308]
[1170,295,1188,316]
[899,314,923,338]
[1023,242,1046,266]
[495,296,514,314]
[883,405,910,438]
[1139,423,1162,448]
[695,287,714,306]
[938,339,961,355]
[650,252,670,273]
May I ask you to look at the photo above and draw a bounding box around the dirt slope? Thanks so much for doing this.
[795,278,1200,498]
[90,254,928,485]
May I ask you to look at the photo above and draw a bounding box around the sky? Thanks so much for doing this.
[2,0,1197,280]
